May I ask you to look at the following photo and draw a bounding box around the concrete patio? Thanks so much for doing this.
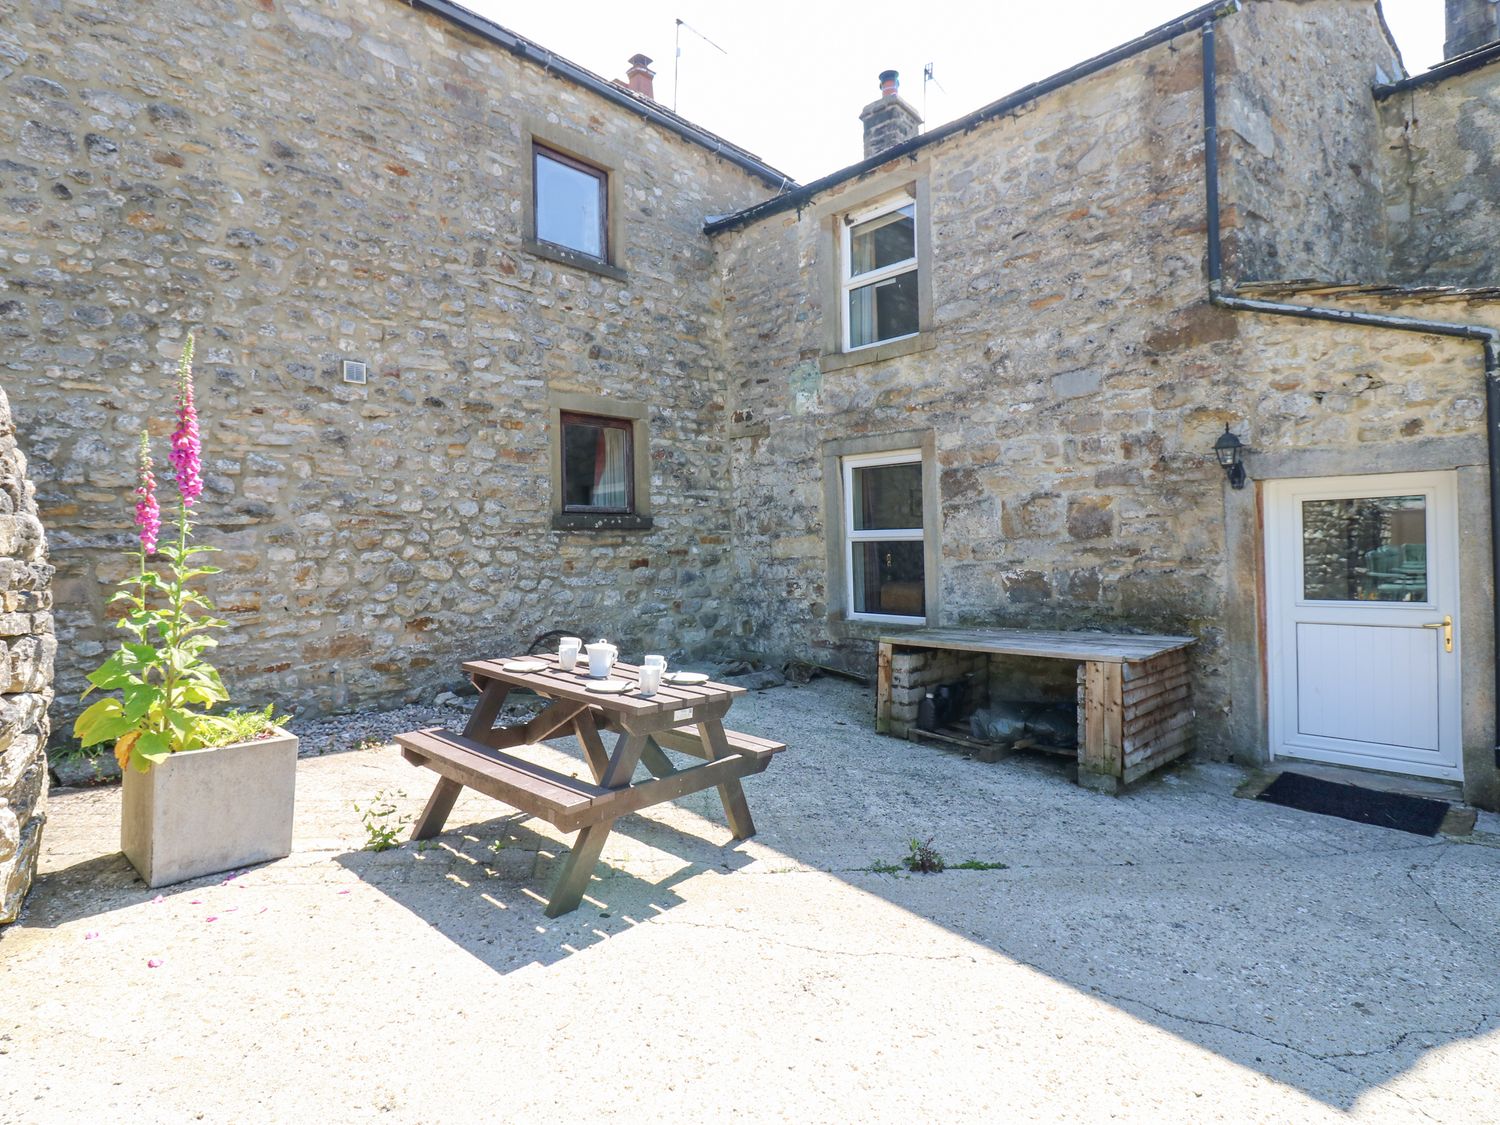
[3,677,1499,1123]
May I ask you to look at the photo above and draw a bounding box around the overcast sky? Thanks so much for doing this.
[475,1,1447,182]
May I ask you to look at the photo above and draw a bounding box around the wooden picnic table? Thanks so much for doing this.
[396,655,784,917]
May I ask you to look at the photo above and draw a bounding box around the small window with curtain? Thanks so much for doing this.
[534,144,608,262]
[561,412,633,513]
[842,195,919,352]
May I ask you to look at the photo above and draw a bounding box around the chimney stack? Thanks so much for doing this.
[860,69,922,160]
[626,53,656,99]
[1444,0,1500,59]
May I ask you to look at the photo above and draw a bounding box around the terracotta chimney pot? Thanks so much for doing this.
[626,53,656,99]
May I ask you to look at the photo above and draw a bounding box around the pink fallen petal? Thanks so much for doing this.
[189,899,202,904]
[337,889,351,895]
[205,916,218,923]
[256,906,268,914]
[222,906,238,913]
[83,931,99,941]
[151,895,164,905]
[147,958,163,968]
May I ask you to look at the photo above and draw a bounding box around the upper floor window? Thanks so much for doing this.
[534,144,607,261]
[842,196,919,352]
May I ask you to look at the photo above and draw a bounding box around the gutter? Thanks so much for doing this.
[1197,20,1500,770]
[1373,40,1500,99]
[404,0,794,190]
[704,0,1241,236]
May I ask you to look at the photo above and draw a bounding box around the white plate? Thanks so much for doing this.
[663,671,709,685]
[584,679,632,694]
[501,659,548,673]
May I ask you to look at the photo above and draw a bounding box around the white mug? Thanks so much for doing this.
[558,636,582,671]
[638,663,663,696]
[643,654,667,673]
[586,639,618,679]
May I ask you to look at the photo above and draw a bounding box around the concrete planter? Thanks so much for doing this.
[121,727,297,888]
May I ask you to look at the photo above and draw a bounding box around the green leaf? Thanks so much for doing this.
[133,730,173,771]
[74,698,136,748]
[122,682,161,723]
[85,655,133,693]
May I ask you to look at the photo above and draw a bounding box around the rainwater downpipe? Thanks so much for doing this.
[1198,18,1500,768]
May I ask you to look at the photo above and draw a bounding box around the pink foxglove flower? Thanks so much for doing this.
[169,334,203,507]
[133,433,160,554]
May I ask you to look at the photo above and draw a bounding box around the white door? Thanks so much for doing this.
[1265,472,1461,781]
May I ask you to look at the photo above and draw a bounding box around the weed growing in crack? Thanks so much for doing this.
[904,836,945,874]
[354,789,411,852]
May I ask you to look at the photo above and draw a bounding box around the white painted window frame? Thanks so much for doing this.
[842,448,926,624]
[840,194,920,354]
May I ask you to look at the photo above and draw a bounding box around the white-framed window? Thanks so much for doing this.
[843,449,926,623]
[841,195,920,353]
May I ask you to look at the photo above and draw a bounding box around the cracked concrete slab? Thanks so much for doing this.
[3,678,1498,1123]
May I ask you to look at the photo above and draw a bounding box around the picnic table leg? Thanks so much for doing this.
[638,737,678,779]
[463,676,511,739]
[544,728,650,916]
[573,710,612,782]
[545,818,616,917]
[411,776,463,841]
[700,719,756,840]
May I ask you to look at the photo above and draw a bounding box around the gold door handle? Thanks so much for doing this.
[1422,615,1453,653]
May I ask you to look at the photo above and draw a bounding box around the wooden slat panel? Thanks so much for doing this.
[1122,669,1193,708]
[1128,708,1194,762]
[1122,727,1194,783]
[1123,684,1191,724]
[1080,660,1124,779]
[879,627,1194,663]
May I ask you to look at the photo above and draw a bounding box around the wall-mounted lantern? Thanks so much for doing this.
[1213,425,1246,490]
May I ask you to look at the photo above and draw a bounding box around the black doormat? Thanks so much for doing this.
[1256,771,1451,836]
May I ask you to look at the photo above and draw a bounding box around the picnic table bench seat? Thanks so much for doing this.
[590,716,786,764]
[397,727,612,833]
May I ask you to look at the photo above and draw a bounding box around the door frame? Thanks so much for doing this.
[1263,470,1462,782]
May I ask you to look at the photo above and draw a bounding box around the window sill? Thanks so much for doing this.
[552,512,654,532]
[523,239,627,282]
[820,331,934,373]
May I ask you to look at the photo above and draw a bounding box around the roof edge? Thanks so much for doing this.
[404,0,796,189]
[703,0,1240,236]
[1374,39,1500,99]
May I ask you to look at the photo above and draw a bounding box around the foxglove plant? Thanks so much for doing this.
[75,335,233,772]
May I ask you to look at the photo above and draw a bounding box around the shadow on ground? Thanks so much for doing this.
[330,809,755,974]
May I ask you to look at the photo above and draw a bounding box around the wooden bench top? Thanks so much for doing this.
[464,656,744,717]
[880,627,1195,664]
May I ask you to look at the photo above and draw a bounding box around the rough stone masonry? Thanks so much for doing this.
[0,0,776,728]
[0,385,54,924]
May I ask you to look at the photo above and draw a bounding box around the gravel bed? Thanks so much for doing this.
[288,697,543,758]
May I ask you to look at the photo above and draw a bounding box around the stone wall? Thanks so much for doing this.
[711,2,1496,761]
[0,0,776,725]
[1380,61,1500,285]
[0,387,55,924]
[1218,0,1401,284]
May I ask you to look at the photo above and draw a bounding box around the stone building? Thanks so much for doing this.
[2,0,1500,808]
